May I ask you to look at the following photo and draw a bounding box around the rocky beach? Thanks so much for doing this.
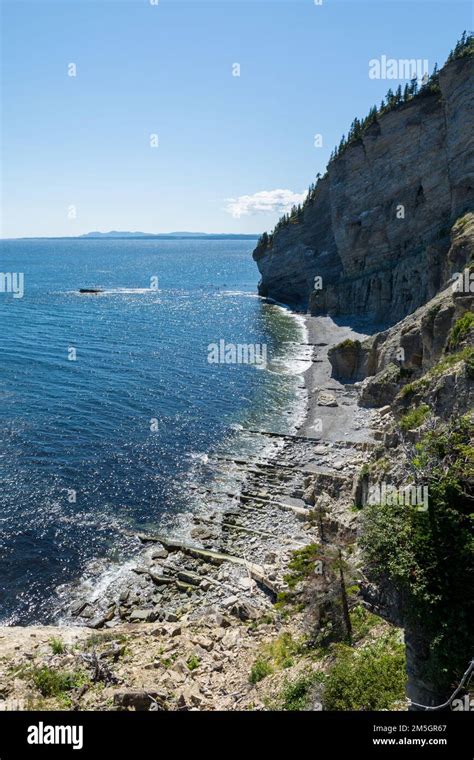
[0,313,393,711]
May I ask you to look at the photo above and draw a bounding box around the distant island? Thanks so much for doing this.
[80,231,260,240]
[3,231,260,241]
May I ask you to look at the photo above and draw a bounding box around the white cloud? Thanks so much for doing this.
[225,189,306,219]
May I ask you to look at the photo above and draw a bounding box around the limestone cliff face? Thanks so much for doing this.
[254,56,474,324]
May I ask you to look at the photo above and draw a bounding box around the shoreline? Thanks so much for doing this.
[0,311,383,711]
[1,311,377,634]
[56,305,316,629]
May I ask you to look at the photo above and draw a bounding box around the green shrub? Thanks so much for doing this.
[400,382,416,398]
[31,667,88,698]
[337,339,361,350]
[284,544,320,588]
[249,659,273,684]
[278,671,324,711]
[398,347,474,400]
[349,605,380,642]
[399,404,430,431]
[448,312,474,350]
[249,633,301,684]
[323,632,406,710]
[430,347,474,376]
[361,415,474,694]
[49,638,65,655]
[186,654,201,671]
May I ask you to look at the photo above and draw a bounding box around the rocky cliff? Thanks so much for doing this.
[253,55,474,324]
[320,213,474,708]
[253,41,474,710]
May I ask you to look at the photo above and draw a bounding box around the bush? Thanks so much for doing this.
[337,339,361,350]
[31,667,87,698]
[278,672,324,711]
[284,544,320,588]
[249,659,273,684]
[49,638,65,655]
[361,415,474,694]
[448,312,474,350]
[323,633,406,710]
[349,605,380,643]
[399,404,430,431]
[186,655,201,671]
[249,633,301,683]
[398,347,474,400]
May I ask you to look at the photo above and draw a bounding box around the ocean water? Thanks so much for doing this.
[0,238,308,624]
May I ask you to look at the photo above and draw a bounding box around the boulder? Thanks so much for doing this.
[129,608,157,623]
[177,685,204,709]
[112,690,167,711]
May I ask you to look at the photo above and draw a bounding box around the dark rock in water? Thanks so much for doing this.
[88,605,116,629]
[151,544,168,560]
[79,288,104,294]
[70,600,90,617]
[191,526,215,541]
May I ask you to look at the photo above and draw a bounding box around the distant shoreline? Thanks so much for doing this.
[1,234,260,242]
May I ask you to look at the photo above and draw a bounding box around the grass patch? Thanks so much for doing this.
[349,605,381,643]
[49,638,65,655]
[248,613,275,630]
[275,671,325,711]
[249,633,303,684]
[448,312,474,350]
[284,544,320,589]
[249,659,273,684]
[30,667,89,698]
[399,404,431,432]
[323,632,406,710]
[264,633,301,669]
[83,632,127,650]
[399,347,474,399]
[186,654,201,671]
[430,347,474,376]
[452,212,473,233]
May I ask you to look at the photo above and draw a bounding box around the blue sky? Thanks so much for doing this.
[1,0,471,237]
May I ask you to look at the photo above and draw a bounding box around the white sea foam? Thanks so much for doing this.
[57,298,310,622]
[218,291,261,298]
